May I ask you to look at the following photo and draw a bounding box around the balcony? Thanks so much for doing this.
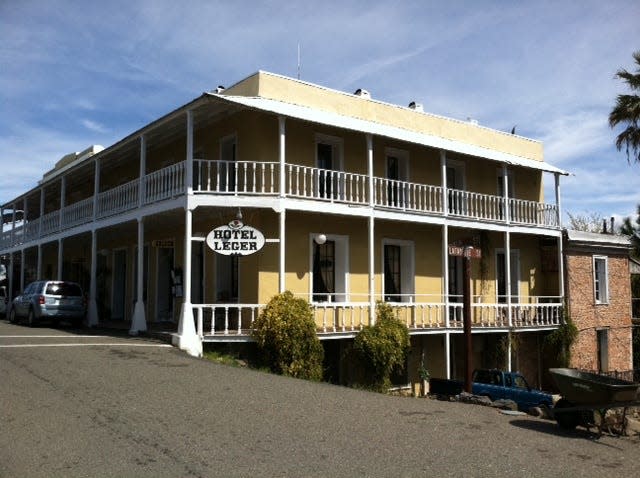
[1,159,559,249]
[192,295,563,340]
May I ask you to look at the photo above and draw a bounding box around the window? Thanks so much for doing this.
[597,329,609,372]
[310,234,348,303]
[315,134,343,200]
[313,241,335,302]
[446,160,465,215]
[384,245,401,302]
[593,256,609,304]
[385,149,409,207]
[383,240,414,303]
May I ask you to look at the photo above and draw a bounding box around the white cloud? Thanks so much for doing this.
[81,119,108,134]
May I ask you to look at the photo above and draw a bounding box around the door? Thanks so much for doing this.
[384,244,401,302]
[156,246,174,321]
[112,250,127,320]
[386,153,408,207]
[215,255,238,302]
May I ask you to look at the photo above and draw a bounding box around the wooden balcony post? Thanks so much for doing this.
[139,135,146,207]
[279,116,286,198]
[440,151,448,216]
[186,110,194,195]
[93,158,100,220]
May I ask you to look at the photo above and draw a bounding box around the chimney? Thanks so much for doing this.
[354,88,371,99]
[602,219,607,234]
[215,85,225,93]
[610,217,615,234]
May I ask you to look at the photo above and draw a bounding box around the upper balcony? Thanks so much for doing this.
[0,159,559,250]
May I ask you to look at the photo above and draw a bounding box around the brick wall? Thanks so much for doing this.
[565,252,632,371]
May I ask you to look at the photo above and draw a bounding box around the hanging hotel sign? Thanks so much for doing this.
[206,219,265,256]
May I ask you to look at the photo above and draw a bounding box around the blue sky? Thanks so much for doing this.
[1,0,639,225]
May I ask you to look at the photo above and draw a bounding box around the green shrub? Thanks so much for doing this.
[353,302,410,392]
[544,314,578,367]
[252,291,324,381]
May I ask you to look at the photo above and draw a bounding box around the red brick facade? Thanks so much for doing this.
[565,247,632,372]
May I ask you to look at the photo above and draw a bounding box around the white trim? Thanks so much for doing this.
[381,238,415,302]
[314,133,344,171]
[593,255,609,304]
[308,233,349,303]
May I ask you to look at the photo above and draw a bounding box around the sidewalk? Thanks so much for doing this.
[91,319,177,344]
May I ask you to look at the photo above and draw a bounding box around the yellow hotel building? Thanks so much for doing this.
[0,71,569,387]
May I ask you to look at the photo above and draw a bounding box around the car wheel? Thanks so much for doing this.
[27,309,36,327]
[9,308,17,324]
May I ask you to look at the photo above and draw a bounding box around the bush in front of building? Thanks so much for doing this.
[353,302,410,392]
[544,314,578,367]
[252,291,324,381]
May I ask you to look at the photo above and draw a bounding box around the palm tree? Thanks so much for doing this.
[620,203,640,259]
[609,51,640,164]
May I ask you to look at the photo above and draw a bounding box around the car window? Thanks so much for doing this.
[45,282,82,296]
[24,283,35,294]
[514,376,528,389]
[504,374,512,387]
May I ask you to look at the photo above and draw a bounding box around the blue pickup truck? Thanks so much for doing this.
[430,369,553,411]
[471,369,553,411]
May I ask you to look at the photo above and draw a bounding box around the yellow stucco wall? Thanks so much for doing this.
[225,71,544,162]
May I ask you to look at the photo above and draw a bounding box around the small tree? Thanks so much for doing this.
[252,291,324,381]
[566,211,605,233]
[353,302,410,392]
[543,315,578,368]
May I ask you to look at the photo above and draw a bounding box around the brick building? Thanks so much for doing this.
[564,230,633,373]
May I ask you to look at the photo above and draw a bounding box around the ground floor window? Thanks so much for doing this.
[313,240,335,302]
[597,329,609,373]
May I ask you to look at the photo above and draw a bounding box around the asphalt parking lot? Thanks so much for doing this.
[1,319,639,477]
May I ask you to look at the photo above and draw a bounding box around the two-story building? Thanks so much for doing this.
[0,71,569,387]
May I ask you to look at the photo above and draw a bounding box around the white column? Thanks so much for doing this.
[278,116,286,293]
[440,151,448,216]
[36,244,42,280]
[57,238,63,280]
[139,135,146,207]
[130,218,147,335]
[20,248,25,291]
[502,164,510,224]
[554,173,562,228]
[186,111,194,194]
[279,210,286,293]
[93,158,100,220]
[443,224,451,378]
[505,230,512,372]
[8,253,13,304]
[59,176,66,229]
[557,234,565,300]
[39,187,44,238]
[174,208,201,357]
[279,116,286,199]
[366,134,375,324]
[87,229,99,327]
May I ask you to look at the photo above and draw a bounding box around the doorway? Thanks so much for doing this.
[112,249,127,320]
[156,246,174,321]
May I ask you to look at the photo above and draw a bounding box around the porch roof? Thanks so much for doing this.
[207,93,569,176]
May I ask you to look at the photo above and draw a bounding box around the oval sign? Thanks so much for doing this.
[206,221,265,256]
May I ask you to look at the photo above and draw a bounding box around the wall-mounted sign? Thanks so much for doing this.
[206,219,265,256]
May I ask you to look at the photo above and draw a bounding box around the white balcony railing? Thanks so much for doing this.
[194,160,279,195]
[61,197,94,230]
[97,179,139,218]
[194,297,562,339]
[286,165,369,205]
[145,162,185,203]
[0,160,562,251]
[374,178,443,214]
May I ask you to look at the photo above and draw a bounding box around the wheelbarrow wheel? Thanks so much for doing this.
[554,398,581,430]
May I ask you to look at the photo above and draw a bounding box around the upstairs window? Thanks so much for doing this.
[593,256,609,304]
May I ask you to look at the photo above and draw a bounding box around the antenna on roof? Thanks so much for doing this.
[297,42,301,79]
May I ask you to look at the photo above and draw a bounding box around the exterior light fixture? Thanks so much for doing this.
[314,233,327,245]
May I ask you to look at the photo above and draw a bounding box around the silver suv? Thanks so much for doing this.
[9,281,86,327]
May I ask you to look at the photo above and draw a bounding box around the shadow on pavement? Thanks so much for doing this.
[509,419,625,449]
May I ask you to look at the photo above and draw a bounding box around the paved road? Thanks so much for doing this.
[1,320,639,477]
